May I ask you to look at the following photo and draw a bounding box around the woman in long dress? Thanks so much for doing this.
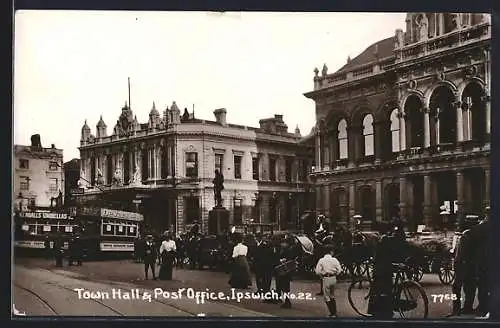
[228,233,252,289]
[159,234,176,280]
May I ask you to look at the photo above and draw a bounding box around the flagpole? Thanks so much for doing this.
[128,77,131,108]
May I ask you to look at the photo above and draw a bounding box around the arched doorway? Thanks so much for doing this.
[404,95,425,148]
[461,82,486,143]
[384,184,400,221]
[357,186,375,224]
[430,86,456,145]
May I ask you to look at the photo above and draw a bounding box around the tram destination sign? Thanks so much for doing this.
[100,208,144,222]
[19,212,70,219]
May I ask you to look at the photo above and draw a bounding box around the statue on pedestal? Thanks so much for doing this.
[112,168,123,186]
[416,13,429,41]
[96,168,104,186]
[213,169,224,208]
[130,165,141,185]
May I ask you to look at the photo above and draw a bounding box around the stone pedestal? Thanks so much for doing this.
[208,207,230,236]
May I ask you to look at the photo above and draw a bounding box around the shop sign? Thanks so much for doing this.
[14,240,45,249]
[100,208,143,222]
[100,242,134,252]
[20,212,69,219]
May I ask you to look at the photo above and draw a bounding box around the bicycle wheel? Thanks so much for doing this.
[347,278,374,318]
[394,280,429,319]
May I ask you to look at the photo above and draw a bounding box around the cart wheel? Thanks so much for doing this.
[438,266,455,285]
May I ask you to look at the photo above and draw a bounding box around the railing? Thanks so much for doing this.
[397,22,490,62]
[315,57,394,91]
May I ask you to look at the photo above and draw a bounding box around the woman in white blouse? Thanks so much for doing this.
[159,233,176,280]
[228,233,252,289]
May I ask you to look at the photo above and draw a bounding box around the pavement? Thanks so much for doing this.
[13,257,484,319]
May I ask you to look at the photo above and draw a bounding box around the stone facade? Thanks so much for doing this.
[304,13,490,231]
[13,136,64,209]
[77,102,314,235]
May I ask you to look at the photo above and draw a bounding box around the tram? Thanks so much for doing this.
[14,209,76,256]
[74,207,143,258]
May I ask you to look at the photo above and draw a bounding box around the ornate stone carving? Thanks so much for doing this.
[130,165,141,185]
[116,103,135,138]
[416,13,429,41]
[464,65,477,79]
[314,67,319,78]
[322,64,328,76]
[436,71,446,81]
[112,168,123,186]
[395,28,404,49]
[407,80,417,89]
[96,168,104,186]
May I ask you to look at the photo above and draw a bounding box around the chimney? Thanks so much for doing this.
[213,108,227,126]
[30,134,42,148]
[51,144,55,149]
[274,114,283,122]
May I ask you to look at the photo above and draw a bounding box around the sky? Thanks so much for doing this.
[13,11,406,161]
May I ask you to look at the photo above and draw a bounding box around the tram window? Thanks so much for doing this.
[103,224,114,235]
[127,226,137,237]
[116,225,126,235]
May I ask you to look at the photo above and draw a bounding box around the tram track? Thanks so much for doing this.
[13,283,59,315]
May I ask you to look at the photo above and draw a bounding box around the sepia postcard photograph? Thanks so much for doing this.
[12,10,492,320]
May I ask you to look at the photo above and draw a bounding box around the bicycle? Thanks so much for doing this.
[348,262,429,319]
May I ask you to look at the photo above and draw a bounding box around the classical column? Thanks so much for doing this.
[424,108,431,147]
[423,174,432,227]
[315,133,321,170]
[456,171,465,229]
[399,111,407,151]
[147,147,152,180]
[348,182,356,226]
[323,184,330,216]
[374,121,384,163]
[456,101,464,143]
[315,185,323,214]
[375,179,383,222]
[347,126,360,164]
[399,176,408,224]
[485,96,491,138]
[322,135,330,169]
[330,131,339,166]
[483,168,490,208]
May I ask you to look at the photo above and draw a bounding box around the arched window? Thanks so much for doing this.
[390,109,400,153]
[362,114,374,156]
[337,119,348,160]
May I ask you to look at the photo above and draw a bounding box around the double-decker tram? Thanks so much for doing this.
[74,207,143,258]
[14,209,77,256]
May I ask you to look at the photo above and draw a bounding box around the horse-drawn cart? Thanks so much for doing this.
[405,233,455,285]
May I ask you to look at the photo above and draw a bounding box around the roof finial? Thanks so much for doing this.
[347,55,351,63]
[152,101,156,109]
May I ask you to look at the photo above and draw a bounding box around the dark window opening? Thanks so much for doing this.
[234,155,242,179]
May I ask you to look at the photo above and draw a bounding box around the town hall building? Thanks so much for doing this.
[304,13,490,231]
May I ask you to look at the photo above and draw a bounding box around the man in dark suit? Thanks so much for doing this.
[252,233,265,293]
[143,235,158,280]
[275,235,296,309]
[448,216,478,316]
[468,207,490,317]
